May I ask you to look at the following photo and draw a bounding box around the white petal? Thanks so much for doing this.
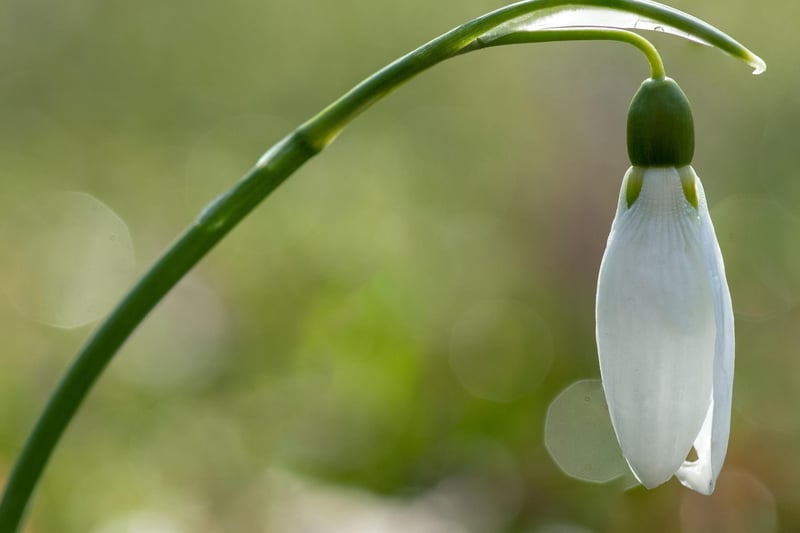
[596,167,716,489]
[675,166,735,495]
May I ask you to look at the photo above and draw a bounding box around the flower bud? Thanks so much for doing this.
[627,77,694,167]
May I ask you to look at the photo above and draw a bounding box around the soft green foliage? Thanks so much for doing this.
[0,0,788,532]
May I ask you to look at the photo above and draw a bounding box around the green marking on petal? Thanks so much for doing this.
[626,167,645,207]
[678,166,699,209]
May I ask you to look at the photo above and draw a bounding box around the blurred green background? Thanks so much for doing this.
[0,0,794,531]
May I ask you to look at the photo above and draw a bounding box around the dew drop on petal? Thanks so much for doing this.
[680,469,778,533]
[544,379,629,483]
[1,191,135,328]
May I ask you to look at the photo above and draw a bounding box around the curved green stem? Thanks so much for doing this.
[472,28,666,79]
[0,1,763,531]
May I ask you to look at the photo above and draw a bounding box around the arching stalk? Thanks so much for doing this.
[0,1,763,531]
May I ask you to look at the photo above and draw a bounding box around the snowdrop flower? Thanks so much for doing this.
[596,77,734,495]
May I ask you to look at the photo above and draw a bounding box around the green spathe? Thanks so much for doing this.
[627,77,694,167]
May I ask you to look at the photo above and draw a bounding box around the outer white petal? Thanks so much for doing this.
[596,167,716,489]
[675,166,735,495]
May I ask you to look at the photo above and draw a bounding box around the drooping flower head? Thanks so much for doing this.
[596,77,734,495]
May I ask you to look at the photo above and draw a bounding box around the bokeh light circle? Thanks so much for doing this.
[92,511,185,533]
[711,194,800,321]
[449,299,553,402]
[2,191,135,328]
[112,276,231,389]
[735,309,800,432]
[759,99,800,211]
[680,469,778,533]
[544,379,629,483]
[528,524,594,533]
